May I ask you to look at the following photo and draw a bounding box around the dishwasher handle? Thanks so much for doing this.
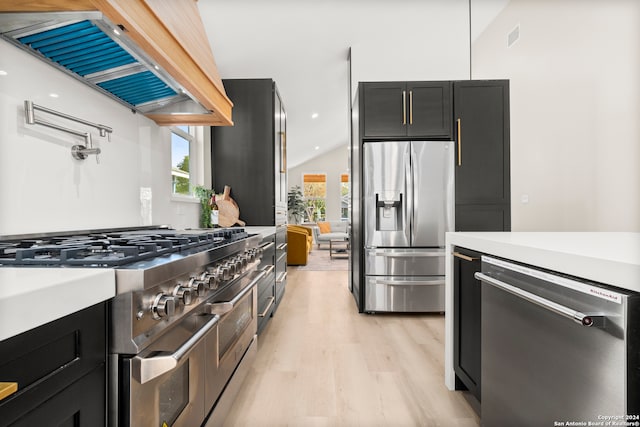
[475,272,606,328]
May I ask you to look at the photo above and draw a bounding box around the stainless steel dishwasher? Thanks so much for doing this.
[475,256,640,427]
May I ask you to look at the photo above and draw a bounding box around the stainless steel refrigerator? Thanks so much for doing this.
[363,140,454,312]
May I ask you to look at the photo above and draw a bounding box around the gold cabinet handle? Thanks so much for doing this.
[453,251,478,262]
[0,382,18,401]
[402,90,407,125]
[409,90,413,124]
[456,118,462,166]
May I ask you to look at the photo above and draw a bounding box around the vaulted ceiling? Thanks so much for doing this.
[198,0,508,168]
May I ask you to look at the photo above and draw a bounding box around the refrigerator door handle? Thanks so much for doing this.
[378,279,445,287]
[372,251,444,258]
[475,272,606,327]
[406,146,414,244]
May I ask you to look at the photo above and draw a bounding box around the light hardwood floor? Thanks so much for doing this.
[223,268,480,427]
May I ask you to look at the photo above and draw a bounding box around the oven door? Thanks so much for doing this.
[203,268,265,426]
[120,313,219,427]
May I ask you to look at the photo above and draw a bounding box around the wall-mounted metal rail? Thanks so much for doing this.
[24,100,113,162]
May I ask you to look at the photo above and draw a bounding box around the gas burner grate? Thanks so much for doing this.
[0,227,250,267]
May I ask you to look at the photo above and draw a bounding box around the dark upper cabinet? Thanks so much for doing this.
[212,79,287,226]
[453,247,482,406]
[453,80,510,231]
[361,81,452,139]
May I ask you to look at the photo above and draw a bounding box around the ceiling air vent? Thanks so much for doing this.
[0,12,205,115]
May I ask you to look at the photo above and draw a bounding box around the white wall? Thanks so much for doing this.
[350,0,471,100]
[472,0,640,231]
[0,40,201,235]
[288,145,349,221]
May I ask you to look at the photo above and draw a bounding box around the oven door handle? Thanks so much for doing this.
[205,269,267,315]
[132,314,220,384]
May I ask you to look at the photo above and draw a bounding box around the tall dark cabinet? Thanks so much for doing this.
[454,80,510,231]
[212,78,288,316]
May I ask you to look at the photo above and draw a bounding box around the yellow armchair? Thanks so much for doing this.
[288,225,313,250]
[287,225,313,266]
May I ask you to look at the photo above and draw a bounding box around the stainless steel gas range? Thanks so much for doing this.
[0,226,270,427]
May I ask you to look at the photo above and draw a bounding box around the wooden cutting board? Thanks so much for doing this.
[217,185,246,227]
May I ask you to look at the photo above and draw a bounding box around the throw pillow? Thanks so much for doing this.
[317,221,331,234]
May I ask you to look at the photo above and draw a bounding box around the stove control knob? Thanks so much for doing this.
[230,257,242,273]
[152,293,176,319]
[188,277,206,296]
[224,262,237,277]
[203,271,221,289]
[174,285,194,305]
[215,264,231,281]
[237,255,248,271]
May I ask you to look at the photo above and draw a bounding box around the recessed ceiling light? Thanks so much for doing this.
[0,70,7,76]
[315,146,320,150]
[113,28,121,36]
[311,113,319,119]
[49,93,59,98]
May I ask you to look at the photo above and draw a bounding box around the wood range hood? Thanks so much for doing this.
[0,0,233,126]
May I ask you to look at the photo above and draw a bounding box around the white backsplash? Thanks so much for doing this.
[0,39,200,235]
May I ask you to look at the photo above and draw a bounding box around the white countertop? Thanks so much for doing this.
[0,268,115,342]
[446,232,640,291]
[443,231,640,390]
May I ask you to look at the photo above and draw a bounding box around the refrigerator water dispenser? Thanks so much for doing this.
[375,192,403,231]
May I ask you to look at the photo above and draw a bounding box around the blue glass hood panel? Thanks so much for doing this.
[17,20,176,106]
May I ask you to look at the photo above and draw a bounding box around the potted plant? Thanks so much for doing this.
[194,186,214,228]
[287,185,306,224]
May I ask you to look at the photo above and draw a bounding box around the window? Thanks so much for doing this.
[171,126,193,196]
[340,173,350,221]
[303,173,326,222]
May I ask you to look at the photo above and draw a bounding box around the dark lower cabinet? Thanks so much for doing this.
[257,232,276,335]
[453,247,482,407]
[0,302,107,426]
[273,225,287,313]
[9,367,105,427]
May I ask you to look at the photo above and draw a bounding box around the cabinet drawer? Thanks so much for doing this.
[257,271,276,334]
[0,302,106,424]
[364,276,444,313]
[365,248,445,276]
[9,366,105,427]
